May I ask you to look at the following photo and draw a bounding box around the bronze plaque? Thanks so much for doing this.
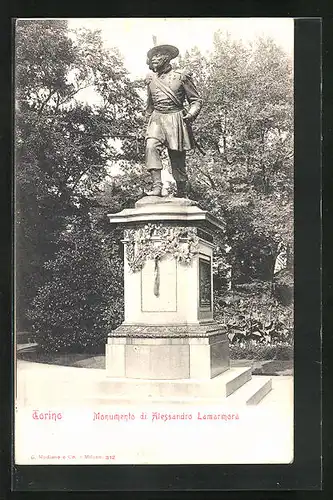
[199,257,212,309]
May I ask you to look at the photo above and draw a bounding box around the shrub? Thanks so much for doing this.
[272,267,294,306]
[215,280,293,350]
[27,220,124,353]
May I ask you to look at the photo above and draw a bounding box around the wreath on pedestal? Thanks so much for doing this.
[124,223,199,272]
[123,223,199,296]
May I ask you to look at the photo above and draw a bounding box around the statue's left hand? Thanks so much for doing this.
[183,113,194,123]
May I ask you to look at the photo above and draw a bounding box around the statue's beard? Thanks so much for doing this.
[151,56,170,72]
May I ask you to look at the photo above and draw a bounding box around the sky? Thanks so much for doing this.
[67,18,294,79]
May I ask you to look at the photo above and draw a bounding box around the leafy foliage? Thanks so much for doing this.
[184,34,293,283]
[15,20,144,347]
[214,281,293,346]
[27,216,124,352]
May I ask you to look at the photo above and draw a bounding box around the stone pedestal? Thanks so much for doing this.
[106,324,229,380]
[106,196,229,381]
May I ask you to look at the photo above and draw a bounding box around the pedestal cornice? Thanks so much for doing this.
[107,196,225,233]
[109,321,227,338]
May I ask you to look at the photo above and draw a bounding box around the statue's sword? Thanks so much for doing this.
[184,121,206,156]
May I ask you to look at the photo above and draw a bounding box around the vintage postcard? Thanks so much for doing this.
[14,17,294,466]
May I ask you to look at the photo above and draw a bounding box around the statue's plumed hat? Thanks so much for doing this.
[147,43,179,60]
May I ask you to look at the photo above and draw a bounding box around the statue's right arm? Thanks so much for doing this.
[146,87,154,116]
[145,74,154,117]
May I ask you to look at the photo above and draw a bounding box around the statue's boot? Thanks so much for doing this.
[146,169,163,196]
[176,180,190,198]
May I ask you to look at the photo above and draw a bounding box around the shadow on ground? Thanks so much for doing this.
[17,347,105,369]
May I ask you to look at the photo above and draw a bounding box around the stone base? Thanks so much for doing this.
[106,322,229,380]
[96,368,272,406]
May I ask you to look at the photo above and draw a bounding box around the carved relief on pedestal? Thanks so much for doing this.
[123,223,200,298]
[123,223,200,272]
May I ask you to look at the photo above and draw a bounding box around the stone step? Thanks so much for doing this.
[96,366,252,399]
[226,376,272,406]
[17,366,253,404]
[16,343,38,353]
[224,366,252,397]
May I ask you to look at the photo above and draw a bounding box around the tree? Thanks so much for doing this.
[181,33,293,284]
[15,20,145,339]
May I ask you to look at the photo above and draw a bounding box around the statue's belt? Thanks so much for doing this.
[153,107,183,114]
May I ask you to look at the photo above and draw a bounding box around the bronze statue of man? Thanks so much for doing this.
[144,43,203,197]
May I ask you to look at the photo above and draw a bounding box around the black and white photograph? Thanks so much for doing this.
[14,17,294,465]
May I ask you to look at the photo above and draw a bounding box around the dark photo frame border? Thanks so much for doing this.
[1,16,323,494]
